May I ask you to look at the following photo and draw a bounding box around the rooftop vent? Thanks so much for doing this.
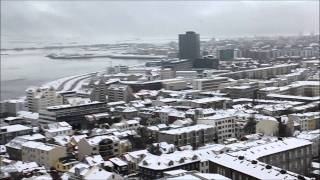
[238,156,244,160]
[280,170,286,174]
[251,160,258,164]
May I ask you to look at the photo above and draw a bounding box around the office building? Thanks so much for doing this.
[179,31,201,60]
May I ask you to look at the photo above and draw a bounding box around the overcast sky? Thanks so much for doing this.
[1,1,319,44]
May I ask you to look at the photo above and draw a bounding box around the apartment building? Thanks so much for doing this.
[0,99,26,116]
[198,113,236,143]
[230,138,313,175]
[110,120,140,131]
[42,121,73,139]
[217,64,299,80]
[139,152,201,180]
[21,141,67,169]
[208,153,312,180]
[158,124,216,148]
[0,124,33,144]
[160,68,175,80]
[176,71,198,83]
[192,77,229,91]
[161,79,188,91]
[184,97,231,109]
[78,135,121,160]
[107,84,134,103]
[26,86,63,112]
[288,112,320,131]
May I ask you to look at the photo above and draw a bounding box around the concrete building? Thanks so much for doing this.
[176,71,198,82]
[0,124,33,144]
[198,113,236,143]
[0,99,26,116]
[162,59,193,71]
[231,138,313,175]
[107,84,134,103]
[38,101,108,129]
[192,77,229,91]
[139,151,201,179]
[160,68,175,80]
[21,141,67,169]
[255,116,279,136]
[162,79,188,91]
[288,112,320,131]
[217,64,299,80]
[26,86,63,112]
[158,124,216,148]
[78,135,121,160]
[179,31,201,60]
[208,153,312,180]
[110,120,140,131]
[42,121,73,139]
[218,49,234,61]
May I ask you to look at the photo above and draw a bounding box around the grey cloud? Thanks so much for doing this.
[1,1,319,43]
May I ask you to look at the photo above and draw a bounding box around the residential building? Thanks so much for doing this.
[198,113,236,143]
[160,68,175,80]
[162,79,188,91]
[107,84,134,103]
[42,121,73,139]
[26,86,63,112]
[78,135,121,160]
[0,99,26,116]
[288,112,320,131]
[192,77,229,91]
[139,151,201,179]
[0,124,33,144]
[21,141,67,169]
[208,153,312,180]
[230,138,313,175]
[158,124,216,148]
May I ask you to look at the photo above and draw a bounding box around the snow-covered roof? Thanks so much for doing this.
[22,141,60,151]
[85,155,104,166]
[208,154,311,180]
[189,97,230,104]
[0,124,32,133]
[86,135,119,146]
[159,124,214,135]
[230,138,312,159]
[109,157,128,166]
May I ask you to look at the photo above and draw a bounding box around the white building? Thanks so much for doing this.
[198,113,236,143]
[26,86,63,112]
[42,121,73,139]
[110,120,140,131]
[78,135,121,160]
[176,71,198,83]
[160,68,175,80]
[192,77,229,91]
[0,124,33,144]
[162,79,188,91]
[21,141,67,168]
[288,112,320,131]
[255,115,279,136]
[107,84,133,103]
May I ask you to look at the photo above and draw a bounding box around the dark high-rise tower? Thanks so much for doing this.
[178,31,200,60]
